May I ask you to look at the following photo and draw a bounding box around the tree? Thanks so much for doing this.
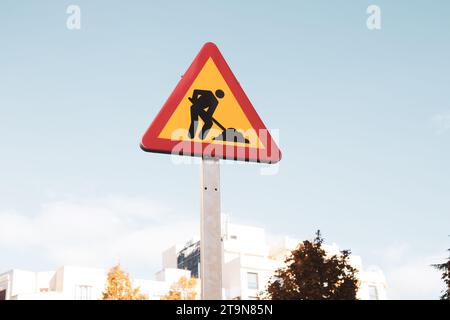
[432,247,450,300]
[162,276,198,300]
[102,264,148,300]
[264,231,359,300]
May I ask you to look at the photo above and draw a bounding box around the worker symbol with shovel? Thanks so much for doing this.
[188,89,249,144]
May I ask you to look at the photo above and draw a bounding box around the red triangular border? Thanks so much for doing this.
[140,42,281,163]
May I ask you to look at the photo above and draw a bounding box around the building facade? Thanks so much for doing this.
[161,222,388,300]
[0,266,191,300]
[0,221,387,300]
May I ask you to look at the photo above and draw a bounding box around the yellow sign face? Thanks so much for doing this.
[141,42,281,163]
[158,58,263,148]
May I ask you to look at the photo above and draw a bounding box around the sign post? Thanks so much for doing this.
[140,42,281,300]
[200,157,222,300]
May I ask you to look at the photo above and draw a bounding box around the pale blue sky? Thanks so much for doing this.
[0,1,449,299]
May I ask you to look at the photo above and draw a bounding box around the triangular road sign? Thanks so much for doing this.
[140,42,281,163]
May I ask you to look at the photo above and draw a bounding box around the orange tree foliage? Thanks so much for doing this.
[264,231,359,300]
[162,276,198,300]
[102,264,148,300]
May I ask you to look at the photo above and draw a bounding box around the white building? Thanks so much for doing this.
[0,266,190,300]
[0,221,387,300]
[163,222,387,300]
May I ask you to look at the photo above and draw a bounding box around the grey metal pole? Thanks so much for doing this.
[200,157,222,300]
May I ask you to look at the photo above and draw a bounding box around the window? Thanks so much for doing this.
[248,296,259,300]
[177,241,201,278]
[75,285,92,300]
[230,235,237,240]
[247,272,258,290]
[0,289,6,300]
[368,285,379,300]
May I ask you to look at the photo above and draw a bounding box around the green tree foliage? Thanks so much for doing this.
[265,231,359,300]
[432,248,450,300]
